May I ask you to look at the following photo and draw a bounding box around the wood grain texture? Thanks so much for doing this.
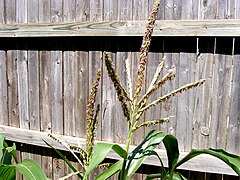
[0,125,238,176]
[89,0,103,143]
[74,0,90,139]
[50,0,65,178]
[16,0,29,130]
[27,0,42,169]
[75,53,89,138]
[226,1,240,155]
[227,49,240,154]
[7,50,19,128]
[38,1,52,178]
[2,20,240,37]
[0,50,8,125]
[1,0,240,179]
[63,0,77,137]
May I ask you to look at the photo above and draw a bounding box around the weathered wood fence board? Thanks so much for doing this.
[0,125,237,176]
[0,0,240,179]
[2,20,240,37]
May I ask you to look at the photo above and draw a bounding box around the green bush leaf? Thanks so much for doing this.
[0,165,16,180]
[16,159,47,180]
[85,142,127,177]
[175,148,240,176]
[95,160,123,180]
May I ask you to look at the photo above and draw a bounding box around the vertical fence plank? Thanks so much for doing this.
[102,0,118,144]
[27,0,42,170]
[16,0,29,130]
[163,0,181,139]
[75,51,89,138]
[51,0,65,179]
[89,0,103,143]
[0,1,4,23]
[227,39,240,154]
[75,0,90,140]
[5,0,18,127]
[63,0,79,178]
[118,0,132,20]
[161,39,180,137]
[39,0,53,179]
[0,5,7,124]
[0,51,8,125]
[76,0,90,22]
[63,0,77,137]
[208,39,232,149]
[226,0,240,155]
[191,38,214,149]
[39,50,53,179]
[16,1,30,179]
[5,1,21,179]
[209,1,234,152]
[7,51,19,128]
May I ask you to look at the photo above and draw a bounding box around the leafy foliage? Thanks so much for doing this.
[16,159,48,180]
[45,68,103,179]
[146,137,240,179]
[0,133,47,180]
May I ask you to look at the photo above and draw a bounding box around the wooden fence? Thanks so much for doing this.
[0,0,240,179]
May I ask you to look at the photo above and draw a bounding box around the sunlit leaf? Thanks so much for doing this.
[16,159,47,180]
[126,130,173,179]
[95,160,123,180]
[85,142,127,177]
[174,148,240,176]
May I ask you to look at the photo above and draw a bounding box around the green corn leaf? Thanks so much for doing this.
[126,130,173,179]
[0,165,16,180]
[16,159,47,180]
[0,134,6,161]
[174,148,240,176]
[95,160,123,180]
[85,142,127,177]
[170,172,187,180]
[145,173,161,180]
[162,133,179,170]
[43,140,83,179]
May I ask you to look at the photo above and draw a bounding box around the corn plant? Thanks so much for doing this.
[93,0,205,179]
[44,68,118,180]
[145,134,240,179]
[43,0,240,179]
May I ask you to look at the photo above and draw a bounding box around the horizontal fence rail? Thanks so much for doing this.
[1,20,240,37]
[0,125,237,176]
